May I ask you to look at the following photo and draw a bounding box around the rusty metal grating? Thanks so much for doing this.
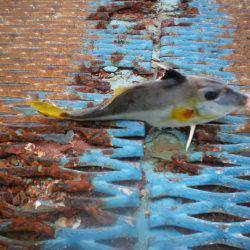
[0,0,249,249]
[160,11,235,79]
[82,0,154,74]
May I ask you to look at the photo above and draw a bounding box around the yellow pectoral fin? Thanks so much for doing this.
[171,107,197,122]
[114,86,129,97]
[103,85,130,107]
[27,101,68,119]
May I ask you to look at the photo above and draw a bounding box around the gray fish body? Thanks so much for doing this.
[71,79,190,116]
[67,69,248,128]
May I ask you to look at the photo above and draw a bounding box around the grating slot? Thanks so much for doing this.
[151,196,197,203]
[237,176,250,181]
[97,238,137,249]
[0,0,249,249]
[190,185,243,193]
[193,244,243,250]
[192,213,246,222]
[153,225,199,235]
[65,166,115,172]
[237,203,250,208]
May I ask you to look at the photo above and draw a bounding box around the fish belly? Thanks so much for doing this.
[101,109,173,128]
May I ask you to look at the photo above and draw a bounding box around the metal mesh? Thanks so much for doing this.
[0,0,249,249]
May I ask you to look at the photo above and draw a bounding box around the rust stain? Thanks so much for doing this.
[75,127,112,147]
[74,74,111,93]
[88,0,156,36]
[110,52,125,64]
[88,1,155,21]
[4,218,54,238]
[95,21,108,29]
[0,0,99,125]
[134,23,147,30]
[0,0,153,247]
[155,154,201,176]
[50,179,92,193]
[216,0,250,91]
[0,172,24,186]
[63,197,117,225]
[179,2,199,17]
[194,125,221,143]
[0,116,117,246]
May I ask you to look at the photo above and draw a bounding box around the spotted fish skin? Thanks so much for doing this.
[28,68,249,128]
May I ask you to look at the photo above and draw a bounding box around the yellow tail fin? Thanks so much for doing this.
[27,101,68,119]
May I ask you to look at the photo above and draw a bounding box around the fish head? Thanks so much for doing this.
[187,76,249,122]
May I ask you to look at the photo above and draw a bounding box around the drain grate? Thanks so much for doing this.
[0,0,249,249]
[142,0,250,249]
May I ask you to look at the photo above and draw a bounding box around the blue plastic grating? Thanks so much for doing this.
[81,0,153,74]
[140,0,250,249]
[160,1,235,80]
[43,1,153,249]
[0,0,249,249]
[45,1,250,249]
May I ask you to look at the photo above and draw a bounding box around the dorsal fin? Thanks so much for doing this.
[161,68,186,81]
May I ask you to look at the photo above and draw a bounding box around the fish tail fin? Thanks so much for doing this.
[27,101,69,119]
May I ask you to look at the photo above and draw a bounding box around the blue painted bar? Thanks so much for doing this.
[44,219,137,250]
[43,0,150,248]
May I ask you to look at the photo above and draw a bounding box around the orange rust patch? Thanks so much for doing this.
[110,52,125,64]
[155,155,201,176]
[216,0,250,88]
[0,0,99,123]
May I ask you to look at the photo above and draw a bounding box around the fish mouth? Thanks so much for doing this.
[236,93,249,107]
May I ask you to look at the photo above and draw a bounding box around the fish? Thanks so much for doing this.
[27,67,249,150]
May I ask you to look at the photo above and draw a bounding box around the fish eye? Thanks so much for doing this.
[204,91,220,101]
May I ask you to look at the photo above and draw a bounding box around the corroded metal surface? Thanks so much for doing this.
[0,0,249,249]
